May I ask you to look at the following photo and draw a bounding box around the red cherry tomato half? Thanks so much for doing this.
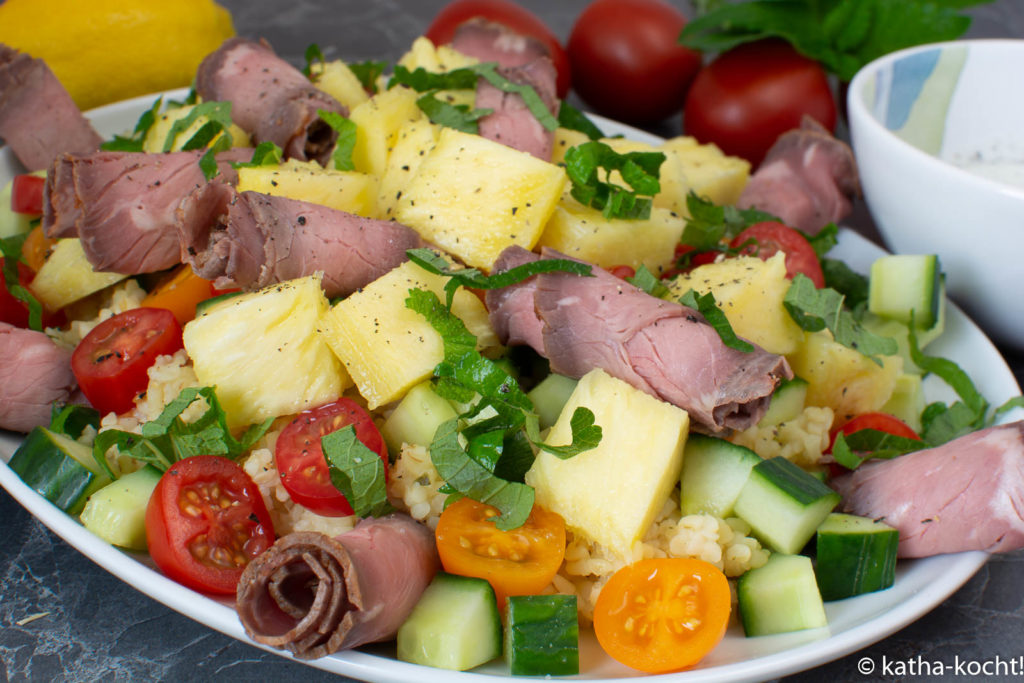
[71,307,183,415]
[608,264,636,280]
[684,39,837,166]
[274,397,389,517]
[425,0,570,98]
[833,412,921,444]
[731,221,825,288]
[146,455,275,595]
[568,0,701,125]
[10,175,45,215]
[0,258,65,329]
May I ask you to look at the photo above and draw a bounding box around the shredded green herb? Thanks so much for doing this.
[349,60,389,94]
[100,95,164,152]
[0,233,44,331]
[317,109,358,171]
[162,101,234,153]
[322,425,393,517]
[416,93,493,134]
[830,429,925,470]
[626,264,671,299]
[303,43,326,77]
[564,141,664,220]
[557,101,604,141]
[679,289,755,353]
[231,141,285,170]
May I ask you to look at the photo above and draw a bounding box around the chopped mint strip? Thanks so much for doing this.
[318,109,357,171]
[323,425,393,517]
[349,60,388,93]
[679,288,754,353]
[101,95,164,152]
[49,404,100,440]
[831,429,925,470]
[198,149,219,181]
[163,101,234,153]
[627,264,670,298]
[821,257,870,313]
[805,223,839,259]
[557,101,604,140]
[531,407,602,459]
[994,396,1024,421]
[416,93,493,134]
[0,233,44,331]
[303,43,326,77]
[407,247,592,309]
[564,141,664,220]
[784,273,897,363]
[680,192,779,252]
[232,141,284,169]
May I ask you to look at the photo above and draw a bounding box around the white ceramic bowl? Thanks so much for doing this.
[848,39,1024,350]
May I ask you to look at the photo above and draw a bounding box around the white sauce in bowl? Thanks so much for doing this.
[952,158,1024,189]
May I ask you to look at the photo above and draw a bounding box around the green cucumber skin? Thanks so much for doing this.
[758,377,809,428]
[80,465,163,550]
[194,290,244,316]
[868,254,941,329]
[738,554,827,637]
[505,595,579,676]
[734,457,840,555]
[680,434,761,517]
[396,572,502,671]
[8,427,110,514]
[816,513,899,601]
[381,381,457,455]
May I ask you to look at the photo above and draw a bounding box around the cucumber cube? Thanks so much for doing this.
[738,553,827,636]
[868,254,941,329]
[505,595,579,676]
[816,513,898,601]
[527,373,578,430]
[734,457,840,554]
[381,381,457,455]
[680,434,761,517]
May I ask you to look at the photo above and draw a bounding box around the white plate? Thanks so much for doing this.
[2,90,1022,683]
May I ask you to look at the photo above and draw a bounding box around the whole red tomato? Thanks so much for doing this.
[146,455,275,595]
[275,397,389,517]
[684,39,836,166]
[568,0,701,125]
[71,307,183,415]
[425,0,571,97]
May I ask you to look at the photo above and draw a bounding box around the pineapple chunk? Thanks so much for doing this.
[349,85,426,178]
[183,275,350,428]
[787,331,903,424]
[29,239,128,310]
[377,120,439,219]
[539,199,684,275]
[666,253,805,355]
[398,36,480,72]
[551,127,590,165]
[660,136,750,206]
[394,127,566,270]
[309,59,370,110]
[526,369,689,559]
[237,159,377,217]
[318,260,499,409]
[142,103,250,153]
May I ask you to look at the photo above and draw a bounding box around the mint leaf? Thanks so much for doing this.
[626,264,670,298]
[557,101,604,140]
[318,109,357,171]
[784,273,897,363]
[831,429,925,470]
[821,257,870,312]
[49,404,100,440]
[406,247,592,309]
[303,43,326,77]
[805,223,839,259]
[101,95,163,152]
[532,407,602,459]
[680,192,778,252]
[349,60,388,94]
[679,288,755,353]
[416,93,493,134]
[564,141,664,220]
[232,141,284,170]
[0,234,44,331]
[322,425,392,518]
[163,101,234,153]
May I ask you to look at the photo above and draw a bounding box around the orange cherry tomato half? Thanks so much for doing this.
[20,223,57,273]
[434,497,566,609]
[146,455,275,595]
[140,265,217,326]
[593,558,731,674]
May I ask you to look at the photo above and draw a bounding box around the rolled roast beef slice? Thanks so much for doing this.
[485,245,545,349]
[0,44,102,172]
[737,117,860,235]
[43,150,244,274]
[476,58,559,160]
[178,186,422,298]
[236,515,440,659]
[451,18,551,68]
[832,421,1024,558]
[0,323,77,433]
[196,37,345,165]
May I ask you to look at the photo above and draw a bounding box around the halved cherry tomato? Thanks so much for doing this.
[20,224,58,273]
[10,175,45,215]
[731,221,825,288]
[434,497,565,609]
[593,558,731,674]
[425,0,571,98]
[826,412,921,476]
[145,455,275,595]
[274,397,389,517]
[608,264,635,280]
[141,265,217,326]
[662,244,720,279]
[71,307,183,415]
[0,258,65,329]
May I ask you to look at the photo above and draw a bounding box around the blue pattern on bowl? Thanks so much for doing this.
[885,49,941,130]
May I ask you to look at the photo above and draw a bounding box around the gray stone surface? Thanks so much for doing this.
[1,1,1022,681]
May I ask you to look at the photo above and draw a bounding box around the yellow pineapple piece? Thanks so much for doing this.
[539,199,684,275]
[318,259,499,409]
[526,368,689,559]
[666,253,805,355]
[660,136,751,206]
[349,85,426,178]
[376,120,439,219]
[183,275,350,428]
[309,59,370,110]
[142,103,250,153]
[787,331,903,424]
[550,127,590,165]
[399,36,480,72]
[237,159,377,217]
[29,239,128,310]
[394,127,566,270]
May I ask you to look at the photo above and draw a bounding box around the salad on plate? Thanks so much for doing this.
[0,16,1022,682]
